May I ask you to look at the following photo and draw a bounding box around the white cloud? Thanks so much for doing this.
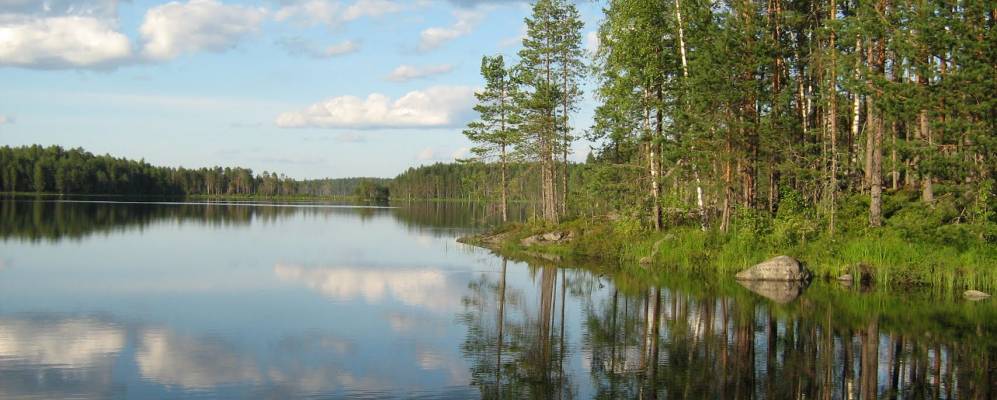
[416,146,470,162]
[451,146,470,160]
[416,147,435,161]
[277,37,359,58]
[0,16,131,68]
[0,115,12,125]
[275,85,476,129]
[140,0,267,60]
[275,0,403,28]
[585,30,599,54]
[323,39,359,56]
[418,9,482,52]
[386,64,453,82]
[341,0,404,20]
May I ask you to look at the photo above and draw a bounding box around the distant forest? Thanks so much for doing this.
[0,145,390,198]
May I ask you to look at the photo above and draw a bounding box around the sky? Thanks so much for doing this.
[0,0,604,179]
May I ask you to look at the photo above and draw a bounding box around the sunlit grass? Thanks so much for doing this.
[479,205,997,291]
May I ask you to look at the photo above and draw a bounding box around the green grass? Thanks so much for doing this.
[467,196,997,291]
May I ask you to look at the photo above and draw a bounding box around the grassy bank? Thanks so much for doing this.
[463,192,997,291]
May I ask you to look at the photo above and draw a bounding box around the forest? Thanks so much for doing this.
[449,0,995,287]
[454,0,994,228]
[0,145,389,198]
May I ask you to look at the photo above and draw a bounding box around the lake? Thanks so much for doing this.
[0,198,993,399]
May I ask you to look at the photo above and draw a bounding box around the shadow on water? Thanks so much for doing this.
[459,256,995,399]
[0,197,529,242]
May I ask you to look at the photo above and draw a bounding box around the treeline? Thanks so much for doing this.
[390,162,547,202]
[0,145,387,198]
[456,0,995,234]
[390,161,647,216]
[299,177,391,197]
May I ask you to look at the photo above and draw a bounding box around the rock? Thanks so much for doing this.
[964,290,991,301]
[520,234,542,246]
[520,231,573,246]
[837,274,853,281]
[457,231,510,249]
[523,251,562,262]
[735,256,812,281]
[738,280,808,304]
[638,237,669,268]
[541,232,564,241]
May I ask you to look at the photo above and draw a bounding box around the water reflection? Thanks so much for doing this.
[0,199,992,399]
[736,279,807,304]
[0,197,516,242]
[274,264,467,312]
[460,261,576,399]
[458,260,996,399]
[0,316,124,399]
[136,329,261,389]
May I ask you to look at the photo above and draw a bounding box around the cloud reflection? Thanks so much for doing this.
[0,316,124,398]
[136,328,261,389]
[0,317,124,367]
[274,264,463,312]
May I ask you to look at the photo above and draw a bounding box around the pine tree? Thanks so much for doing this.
[552,1,584,216]
[464,55,522,223]
[518,0,566,223]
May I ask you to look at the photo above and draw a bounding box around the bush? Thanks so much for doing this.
[771,189,819,246]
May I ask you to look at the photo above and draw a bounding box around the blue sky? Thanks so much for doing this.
[0,0,603,179]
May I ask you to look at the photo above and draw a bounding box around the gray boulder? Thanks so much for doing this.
[964,290,991,301]
[520,231,573,246]
[735,256,812,281]
[738,280,807,304]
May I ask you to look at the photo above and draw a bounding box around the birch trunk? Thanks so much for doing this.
[674,0,706,230]
[828,0,838,234]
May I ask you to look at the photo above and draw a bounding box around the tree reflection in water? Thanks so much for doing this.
[459,259,995,399]
[0,197,529,242]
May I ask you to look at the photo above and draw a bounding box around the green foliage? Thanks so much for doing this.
[771,189,819,247]
[463,55,521,163]
[0,145,386,198]
[352,179,389,203]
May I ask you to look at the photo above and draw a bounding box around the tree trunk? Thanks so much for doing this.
[868,36,884,228]
[674,0,706,230]
[496,258,506,393]
[500,144,508,223]
[828,0,838,234]
[891,122,899,190]
[919,103,934,204]
[561,60,570,217]
[721,139,733,232]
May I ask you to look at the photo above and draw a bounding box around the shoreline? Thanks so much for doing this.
[458,219,997,292]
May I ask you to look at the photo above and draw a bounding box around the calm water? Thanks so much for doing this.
[0,199,993,399]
